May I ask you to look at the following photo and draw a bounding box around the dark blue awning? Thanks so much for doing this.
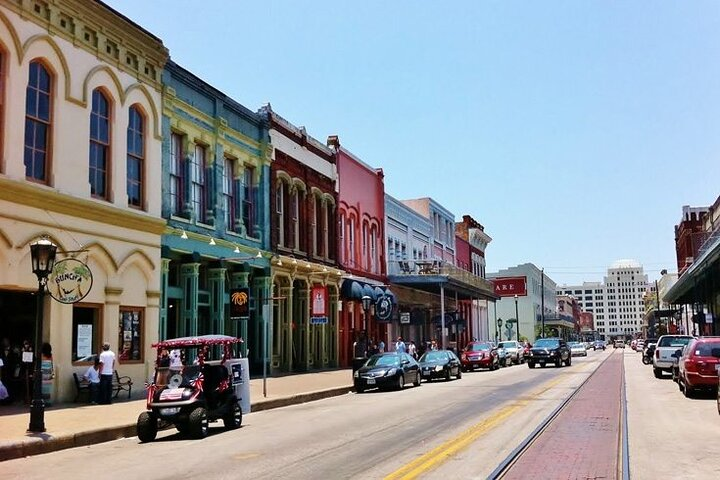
[340,279,395,304]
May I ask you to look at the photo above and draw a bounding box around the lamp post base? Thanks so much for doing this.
[28,397,46,433]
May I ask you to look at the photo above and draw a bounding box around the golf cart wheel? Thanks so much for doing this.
[137,412,157,443]
[189,407,209,439]
[223,398,242,429]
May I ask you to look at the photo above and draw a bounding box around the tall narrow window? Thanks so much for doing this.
[338,214,345,264]
[24,61,52,183]
[362,222,369,269]
[320,201,328,258]
[169,133,184,216]
[242,166,255,235]
[89,89,110,199]
[348,217,356,265]
[190,144,206,222]
[312,196,320,255]
[276,181,285,245]
[370,227,377,273]
[127,106,144,208]
[289,189,299,249]
[222,157,235,231]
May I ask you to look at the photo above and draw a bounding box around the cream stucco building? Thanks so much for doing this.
[0,0,167,402]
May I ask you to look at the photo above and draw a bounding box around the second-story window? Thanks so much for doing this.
[222,157,236,231]
[89,89,111,199]
[276,181,285,246]
[242,166,255,235]
[289,188,299,249]
[126,106,144,209]
[320,200,328,258]
[24,61,52,184]
[169,133,184,216]
[190,144,206,223]
[348,217,356,265]
[362,222,368,269]
[338,214,345,264]
[370,226,378,273]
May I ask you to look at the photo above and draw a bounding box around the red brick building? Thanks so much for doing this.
[674,205,709,276]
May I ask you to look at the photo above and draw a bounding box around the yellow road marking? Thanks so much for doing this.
[384,360,597,480]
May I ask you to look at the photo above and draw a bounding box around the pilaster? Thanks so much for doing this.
[180,263,200,336]
[208,267,227,335]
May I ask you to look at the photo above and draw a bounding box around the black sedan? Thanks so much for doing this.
[418,350,462,381]
[354,353,421,393]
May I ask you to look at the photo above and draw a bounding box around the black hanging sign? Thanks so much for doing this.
[230,288,250,319]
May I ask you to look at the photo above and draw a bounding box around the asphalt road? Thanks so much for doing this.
[2,350,611,480]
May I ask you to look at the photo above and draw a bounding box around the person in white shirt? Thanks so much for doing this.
[98,342,116,405]
[83,357,101,404]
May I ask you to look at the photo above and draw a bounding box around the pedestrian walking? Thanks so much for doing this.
[378,340,385,353]
[98,342,116,404]
[407,340,417,359]
[83,356,101,404]
[395,337,406,354]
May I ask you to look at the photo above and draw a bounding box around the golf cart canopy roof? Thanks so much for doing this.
[152,335,243,349]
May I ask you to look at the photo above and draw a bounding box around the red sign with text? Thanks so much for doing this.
[493,276,527,297]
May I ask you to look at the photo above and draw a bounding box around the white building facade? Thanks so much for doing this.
[557,260,649,339]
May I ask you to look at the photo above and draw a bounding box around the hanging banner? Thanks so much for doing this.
[48,258,93,304]
[230,288,250,319]
[312,286,327,316]
[375,295,394,322]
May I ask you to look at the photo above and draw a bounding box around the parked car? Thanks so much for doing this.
[460,342,499,371]
[498,341,524,365]
[418,350,462,381]
[614,340,625,349]
[569,342,588,357]
[354,352,421,393]
[592,340,606,351]
[527,338,571,368]
[137,335,245,442]
[653,335,695,378]
[677,337,720,398]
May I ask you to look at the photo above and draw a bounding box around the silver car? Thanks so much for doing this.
[498,341,524,365]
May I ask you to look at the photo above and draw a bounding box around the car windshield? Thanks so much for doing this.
[658,336,693,348]
[366,355,400,367]
[420,351,447,362]
[695,342,720,357]
[534,339,559,348]
[498,342,516,348]
[466,343,491,352]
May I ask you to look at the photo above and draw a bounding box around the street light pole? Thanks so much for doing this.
[541,268,545,338]
[361,295,372,357]
[514,294,520,342]
[28,238,57,433]
[497,318,503,342]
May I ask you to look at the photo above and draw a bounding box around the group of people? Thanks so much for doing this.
[81,342,117,405]
[355,334,442,360]
[0,337,53,405]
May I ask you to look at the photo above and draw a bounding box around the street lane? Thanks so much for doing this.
[2,350,611,480]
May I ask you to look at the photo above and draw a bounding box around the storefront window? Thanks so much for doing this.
[118,307,143,362]
[72,304,101,363]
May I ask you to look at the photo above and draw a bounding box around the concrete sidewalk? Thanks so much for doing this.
[0,369,353,462]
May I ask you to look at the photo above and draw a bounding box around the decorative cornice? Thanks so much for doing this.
[5,0,168,90]
[0,176,167,235]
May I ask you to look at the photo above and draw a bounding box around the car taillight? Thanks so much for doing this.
[685,359,697,372]
[655,349,660,359]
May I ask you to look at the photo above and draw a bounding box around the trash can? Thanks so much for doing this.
[352,357,367,374]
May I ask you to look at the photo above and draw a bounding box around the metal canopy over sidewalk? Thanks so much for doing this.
[665,227,720,305]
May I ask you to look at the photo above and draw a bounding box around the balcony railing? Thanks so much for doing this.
[388,260,494,292]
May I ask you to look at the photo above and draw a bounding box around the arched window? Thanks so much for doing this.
[127,106,144,208]
[24,61,52,183]
[89,89,111,199]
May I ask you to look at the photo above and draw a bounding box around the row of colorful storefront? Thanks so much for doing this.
[0,1,495,402]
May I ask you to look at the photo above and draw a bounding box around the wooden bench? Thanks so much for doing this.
[73,371,133,402]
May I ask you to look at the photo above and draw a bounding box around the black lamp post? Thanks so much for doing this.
[497,318,503,342]
[28,237,57,433]
[514,294,520,342]
[361,295,372,357]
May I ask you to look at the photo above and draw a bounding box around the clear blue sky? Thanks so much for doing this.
[107,0,720,285]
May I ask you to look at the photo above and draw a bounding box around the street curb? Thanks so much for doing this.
[0,385,353,462]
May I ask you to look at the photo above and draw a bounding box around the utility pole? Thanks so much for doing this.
[540,267,545,338]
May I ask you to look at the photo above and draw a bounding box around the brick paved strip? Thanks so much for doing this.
[502,352,624,480]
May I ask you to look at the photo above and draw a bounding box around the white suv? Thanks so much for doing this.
[653,335,695,378]
[498,341,524,365]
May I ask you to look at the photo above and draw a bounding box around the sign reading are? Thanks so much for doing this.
[48,258,93,304]
[492,276,527,297]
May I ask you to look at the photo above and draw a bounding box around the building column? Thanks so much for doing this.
[281,286,294,371]
[208,267,227,336]
[159,258,170,340]
[328,286,339,368]
[299,285,311,371]
[145,289,161,381]
[181,263,200,337]
[253,275,273,373]
[104,287,122,351]
[231,271,250,357]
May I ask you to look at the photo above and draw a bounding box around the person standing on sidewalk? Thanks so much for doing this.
[98,342,116,405]
[83,357,101,404]
[395,337,406,354]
